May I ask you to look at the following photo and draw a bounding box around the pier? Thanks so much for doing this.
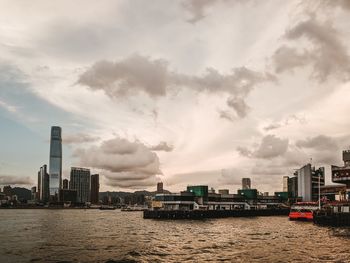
[143,209,289,219]
[314,210,350,226]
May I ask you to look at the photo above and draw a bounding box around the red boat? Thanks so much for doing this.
[289,202,319,221]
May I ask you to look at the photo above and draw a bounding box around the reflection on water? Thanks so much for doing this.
[1,209,350,262]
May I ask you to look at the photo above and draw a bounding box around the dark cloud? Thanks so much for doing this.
[149,141,174,152]
[73,137,162,188]
[104,175,159,189]
[63,133,100,144]
[226,96,250,118]
[323,0,350,10]
[79,55,169,97]
[237,135,289,159]
[273,45,310,74]
[0,175,33,186]
[296,135,338,151]
[254,135,289,158]
[218,109,236,122]
[273,18,350,82]
[263,123,282,131]
[290,134,350,165]
[78,54,275,118]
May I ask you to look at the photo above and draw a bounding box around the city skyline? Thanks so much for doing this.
[1,1,350,194]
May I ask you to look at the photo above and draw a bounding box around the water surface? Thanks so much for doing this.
[1,209,350,262]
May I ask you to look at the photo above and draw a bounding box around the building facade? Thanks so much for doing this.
[59,189,77,203]
[90,174,99,204]
[297,164,325,202]
[283,176,289,192]
[187,185,208,204]
[242,178,251,190]
[62,179,69,190]
[288,176,298,198]
[331,150,350,199]
[70,167,91,203]
[49,126,62,199]
[157,182,163,193]
[38,164,49,203]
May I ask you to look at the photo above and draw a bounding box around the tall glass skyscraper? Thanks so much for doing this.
[49,126,62,199]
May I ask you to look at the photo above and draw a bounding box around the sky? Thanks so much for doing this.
[1,0,350,193]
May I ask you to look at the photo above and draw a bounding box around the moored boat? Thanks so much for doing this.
[289,202,319,221]
[99,205,116,210]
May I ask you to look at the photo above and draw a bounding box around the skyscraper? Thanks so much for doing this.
[49,126,62,200]
[38,164,49,203]
[157,182,163,193]
[62,179,69,190]
[70,167,91,203]
[90,174,100,204]
[242,178,251,190]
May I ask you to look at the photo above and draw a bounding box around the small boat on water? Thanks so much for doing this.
[121,206,147,212]
[99,205,116,210]
[289,202,319,221]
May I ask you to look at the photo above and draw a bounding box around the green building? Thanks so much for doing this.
[274,191,289,201]
[238,189,258,200]
[187,185,208,204]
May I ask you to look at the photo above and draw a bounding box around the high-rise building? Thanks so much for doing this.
[70,167,91,203]
[297,164,324,202]
[49,126,62,199]
[90,174,100,204]
[283,176,289,192]
[288,176,298,198]
[31,187,37,200]
[38,164,50,203]
[157,182,163,193]
[62,179,69,190]
[37,170,41,200]
[242,178,251,190]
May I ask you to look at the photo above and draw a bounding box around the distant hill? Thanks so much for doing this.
[12,187,31,201]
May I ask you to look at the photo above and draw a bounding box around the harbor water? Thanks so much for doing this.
[1,209,350,262]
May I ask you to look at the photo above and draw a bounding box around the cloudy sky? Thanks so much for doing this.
[1,0,350,193]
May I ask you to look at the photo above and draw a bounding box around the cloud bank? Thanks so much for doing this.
[73,137,162,188]
[0,175,33,186]
[149,141,174,152]
[273,17,350,82]
[63,133,100,144]
[78,54,275,119]
[237,135,289,159]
